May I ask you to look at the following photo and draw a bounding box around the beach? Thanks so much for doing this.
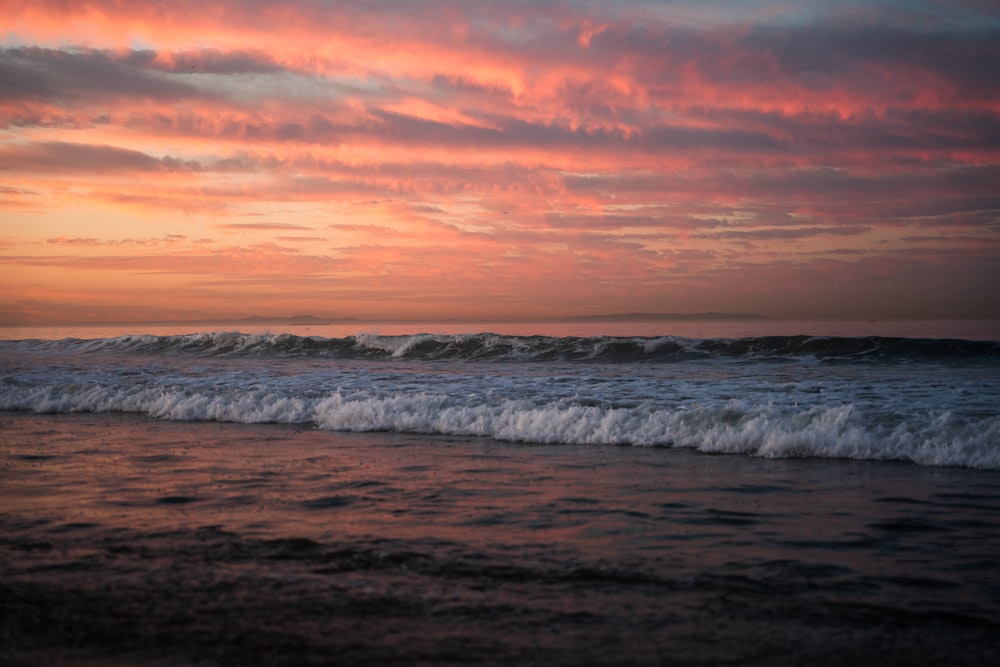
[4,411,999,666]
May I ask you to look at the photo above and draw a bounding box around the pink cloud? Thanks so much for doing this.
[1,1,998,322]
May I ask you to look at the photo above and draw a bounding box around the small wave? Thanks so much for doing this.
[7,332,998,363]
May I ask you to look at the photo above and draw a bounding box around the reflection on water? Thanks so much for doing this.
[3,412,1000,665]
[7,413,1000,564]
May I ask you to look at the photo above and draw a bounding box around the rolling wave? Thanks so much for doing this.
[9,331,999,363]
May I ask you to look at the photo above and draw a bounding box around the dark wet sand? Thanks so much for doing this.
[2,412,1000,666]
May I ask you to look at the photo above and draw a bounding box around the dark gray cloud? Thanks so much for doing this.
[576,19,1000,100]
[0,47,205,102]
[695,226,872,241]
[739,23,1000,94]
[0,141,201,173]
[0,46,290,110]
[121,48,283,74]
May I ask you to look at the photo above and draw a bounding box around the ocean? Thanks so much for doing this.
[2,320,1000,665]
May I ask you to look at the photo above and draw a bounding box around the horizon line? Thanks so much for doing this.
[5,313,1000,328]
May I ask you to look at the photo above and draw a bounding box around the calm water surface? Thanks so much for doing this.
[3,412,1000,665]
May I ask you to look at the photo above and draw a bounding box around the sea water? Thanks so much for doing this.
[2,320,1000,664]
[2,320,999,469]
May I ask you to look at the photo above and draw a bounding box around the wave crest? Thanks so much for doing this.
[10,332,999,363]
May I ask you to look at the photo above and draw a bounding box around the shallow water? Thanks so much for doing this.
[3,412,1000,665]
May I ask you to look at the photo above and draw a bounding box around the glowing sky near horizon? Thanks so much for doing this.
[1,0,998,323]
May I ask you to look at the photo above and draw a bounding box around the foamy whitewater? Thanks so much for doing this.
[3,328,998,469]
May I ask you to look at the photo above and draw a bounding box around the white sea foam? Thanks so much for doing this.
[3,379,998,469]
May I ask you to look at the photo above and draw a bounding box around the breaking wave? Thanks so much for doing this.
[3,381,999,469]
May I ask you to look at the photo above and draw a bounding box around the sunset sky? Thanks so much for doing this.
[2,0,998,324]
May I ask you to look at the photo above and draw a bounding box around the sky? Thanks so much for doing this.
[1,0,999,324]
